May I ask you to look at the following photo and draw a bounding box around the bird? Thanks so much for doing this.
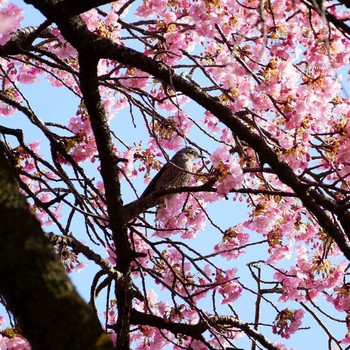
[140,147,203,199]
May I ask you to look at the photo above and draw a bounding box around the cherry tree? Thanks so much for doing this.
[0,0,350,349]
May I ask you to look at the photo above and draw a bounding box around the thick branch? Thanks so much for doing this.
[0,22,53,56]
[123,182,297,221]
[0,144,113,350]
[24,0,112,18]
[78,51,132,349]
[77,51,130,262]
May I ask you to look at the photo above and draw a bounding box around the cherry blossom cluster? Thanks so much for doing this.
[272,308,305,339]
[0,316,30,350]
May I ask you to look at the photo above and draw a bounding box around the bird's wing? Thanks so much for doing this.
[139,162,170,198]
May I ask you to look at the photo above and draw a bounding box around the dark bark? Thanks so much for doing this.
[0,145,113,350]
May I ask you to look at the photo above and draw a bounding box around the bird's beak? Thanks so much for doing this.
[198,154,205,159]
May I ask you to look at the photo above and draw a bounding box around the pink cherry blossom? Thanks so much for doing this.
[273,308,304,339]
[0,3,23,45]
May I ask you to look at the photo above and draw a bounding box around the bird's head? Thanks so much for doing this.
[175,147,203,162]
